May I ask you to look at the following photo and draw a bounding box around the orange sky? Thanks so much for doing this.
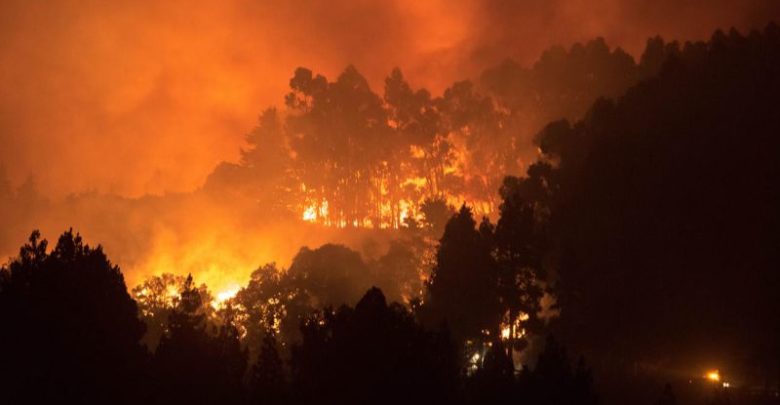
[1,0,778,197]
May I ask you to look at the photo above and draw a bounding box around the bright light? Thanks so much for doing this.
[498,311,528,341]
[501,326,511,340]
[705,370,721,382]
[302,199,329,223]
[302,205,317,221]
[213,286,240,308]
[722,382,731,388]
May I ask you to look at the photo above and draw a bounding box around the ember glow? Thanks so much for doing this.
[1,2,779,403]
[0,1,773,196]
[214,286,240,308]
[500,312,530,341]
[706,370,721,382]
[1,0,777,284]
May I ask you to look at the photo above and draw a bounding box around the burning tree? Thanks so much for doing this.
[207,35,666,230]
[286,66,390,227]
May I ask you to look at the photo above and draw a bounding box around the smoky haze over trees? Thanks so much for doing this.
[0,29,677,291]
[210,36,669,228]
[2,0,779,198]
[1,23,779,405]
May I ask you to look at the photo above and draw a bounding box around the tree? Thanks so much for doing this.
[286,65,390,226]
[0,230,147,404]
[132,272,214,350]
[517,336,598,405]
[421,205,500,345]
[234,263,311,357]
[242,108,287,172]
[152,275,246,404]
[372,239,425,303]
[291,287,457,404]
[287,244,374,307]
[213,307,249,404]
[438,80,507,211]
[535,24,780,367]
[241,107,296,214]
[464,339,517,403]
[420,196,455,237]
[384,68,447,210]
[493,173,552,349]
[250,334,288,405]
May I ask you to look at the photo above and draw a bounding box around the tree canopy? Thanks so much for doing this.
[0,230,146,404]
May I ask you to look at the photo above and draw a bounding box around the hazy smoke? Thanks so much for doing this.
[1,0,778,196]
[1,0,779,290]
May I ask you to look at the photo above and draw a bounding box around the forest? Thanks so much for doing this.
[206,33,658,227]
[1,23,779,405]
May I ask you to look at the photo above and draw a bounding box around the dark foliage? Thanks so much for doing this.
[511,23,780,403]
[1,22,779,405]
[152,275,247,404]
[290,287,459,404]
[287,243,374,308]
[421,205,501,344]
[0,230,147,404]
[533,24,780,364]
[250,334,288,405]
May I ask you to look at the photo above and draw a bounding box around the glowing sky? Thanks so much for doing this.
[1,0,778,197]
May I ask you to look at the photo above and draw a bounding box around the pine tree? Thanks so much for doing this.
[250,333,288,404]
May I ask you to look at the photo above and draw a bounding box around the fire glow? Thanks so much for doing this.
[705,370,721,382]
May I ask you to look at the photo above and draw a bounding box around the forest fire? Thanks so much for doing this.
[301,204,318,222]
[134,242,260,297]
[302,196,428,228]
[1,2,779,404]
[214,286,241,308]
[500,312,530,341]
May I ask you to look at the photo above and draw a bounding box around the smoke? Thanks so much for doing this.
[0,187,404,294]
[1,0,778,196]
[1,0,779,290]
[466,0,780,64]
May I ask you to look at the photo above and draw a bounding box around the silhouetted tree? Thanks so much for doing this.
[152,274,247,404]
[287,244,374,307]
[420,196,455,237]
[250,333,288,405]
[233,263,306,357]
[213,306,249,404]
[0,230,147,404]
[532,24,780,376]
[291,287,458,404]
[465,339,517,403]
[372,239,424,303]
[517,336,598,405]
[132,272,214,350]
[421,205,500,346]
[493,173,552,349]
